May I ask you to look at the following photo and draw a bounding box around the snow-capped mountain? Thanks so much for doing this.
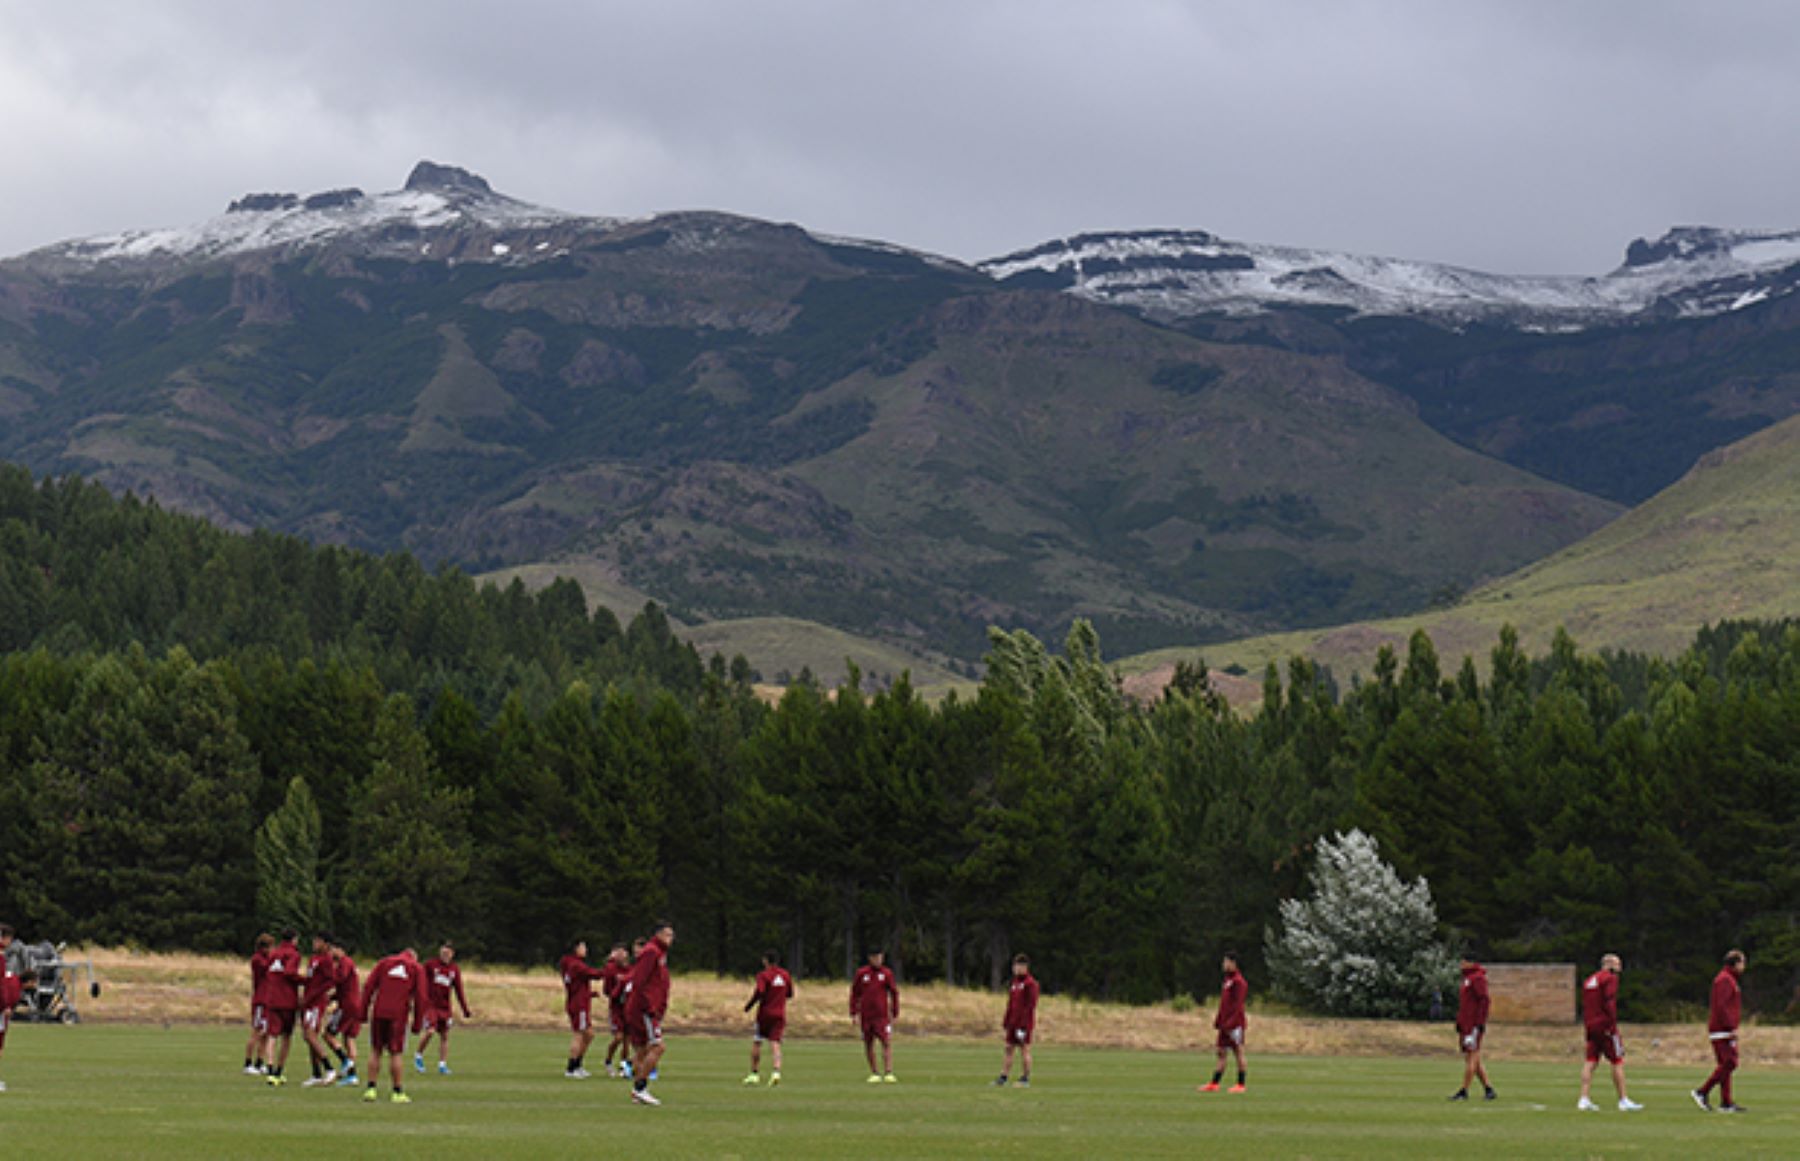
[979,226,1800,330]
[11,161,971,282]
[16,162,613,275]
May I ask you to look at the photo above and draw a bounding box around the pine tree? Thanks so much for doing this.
[255,776,331,935]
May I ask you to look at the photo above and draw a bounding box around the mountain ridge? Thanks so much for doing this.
[14,161,1800,338]
[0,163,1621,660]
[980,224,1800,330]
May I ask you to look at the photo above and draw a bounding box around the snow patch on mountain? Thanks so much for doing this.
[980,226,1800,329]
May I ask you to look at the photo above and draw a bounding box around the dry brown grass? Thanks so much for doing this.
[70,948,1800,1069]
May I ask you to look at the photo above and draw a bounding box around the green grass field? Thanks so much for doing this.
[0,1025,1792,1158]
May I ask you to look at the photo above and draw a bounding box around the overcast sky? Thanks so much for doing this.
[3,0,1796,274]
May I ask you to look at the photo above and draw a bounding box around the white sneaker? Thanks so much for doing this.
[320,1070,337,1085]
[301,1077,326,1088]
[564,1070,584,1080]
[605,1064,618,1078]
[575,1067,592,1079]
[1577,1097,1599,1111]
[1619,1098,1643,1112]
[0,1080,8,1093]
[242,1066,261,1076]
[631,1088,661,1106]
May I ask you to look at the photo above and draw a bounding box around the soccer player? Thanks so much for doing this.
[849,948,900,1084]
[244,932,275,1075]
[1199,952,1247,1093]
[415,942,473,1076]
[743,948,795,1086]
[298,932,340,1086]
[623,921,675,1106]
[0,923,29,1094]
[1692,949,1747,1113]
[1449,953,1495,1101]
[322,939,362,1086]
[993,952,1038,1087]
[600,942,632,1077]
[261,929,303,1086]
[361,946,428,1104]
[558,939,607,1078]
[1577,953,1642,1111]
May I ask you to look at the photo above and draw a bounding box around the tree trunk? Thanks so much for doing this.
[842,885,858,981]
[942,907,956,986]
[988,921,1009,991]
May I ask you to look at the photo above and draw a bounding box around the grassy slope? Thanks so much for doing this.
[791,295,1620,641]
[1119,410,1800,688]
[680,616,965,689]
[2,1026,1795,1158]
[476,564,967,691]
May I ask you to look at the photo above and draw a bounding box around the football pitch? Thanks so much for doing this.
[0,1025,1792,1158]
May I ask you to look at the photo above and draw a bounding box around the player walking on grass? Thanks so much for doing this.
[743,949,794,1086]
[850,948,900,1084]
[262,929,303,1086]
[244,932,274,1075]
[1199,952,1247,1093]
[415,942,472,1076]
[1692,949,1748,1113]
[993,953,1038,1088]
[559,939,607,1078]
[323,940,361,1086]
[361,947,427,1104]
[0,923,32,1094]
[1449,954,1495,1102]
[624,922,675,1106]
[298,933,340,1087]
[1578,953,1642,1111]
[601,942,632,1077]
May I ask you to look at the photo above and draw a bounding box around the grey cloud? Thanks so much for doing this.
[3,0,1798,274]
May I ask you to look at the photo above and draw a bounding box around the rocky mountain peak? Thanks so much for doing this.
[404,161,495,196]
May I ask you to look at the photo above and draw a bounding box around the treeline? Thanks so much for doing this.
[0,466,718,710]
[2,466,1800,1018]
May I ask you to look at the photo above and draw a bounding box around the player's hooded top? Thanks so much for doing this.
[1709,966,1742,1035]
[602,959,629,1011]
[363,951,428,1025]
[427,958,471,1017]
[559,953,605,1015]
[333,954,361,1012]
[746,964,795,1020]
[1214,968,1247,1031]
[625,937,671,1019]
[299,950,337,1010]
[250,947,271,1004]
[1581,968,1619,1034]
[1004,971,1039,1032]
[1456,963,1490,1033]
[1,958,21,1012]
[262,939,303,1011]
[850,963,899,1023]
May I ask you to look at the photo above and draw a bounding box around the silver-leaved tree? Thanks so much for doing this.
[1265,829,1458,1017]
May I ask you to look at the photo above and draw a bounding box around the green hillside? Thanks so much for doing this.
[680,616,967,689]
[0,185,1620,660]
[1121,409,1800,685]
[478,561,968,690]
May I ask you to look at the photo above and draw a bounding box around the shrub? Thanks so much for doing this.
[1265,829,1458,1018]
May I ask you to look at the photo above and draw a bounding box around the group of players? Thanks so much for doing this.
[549,930,1034,1104]
[1451,948,1751,1113]
[232,925,1754,1113]
[244,930,471,1103]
